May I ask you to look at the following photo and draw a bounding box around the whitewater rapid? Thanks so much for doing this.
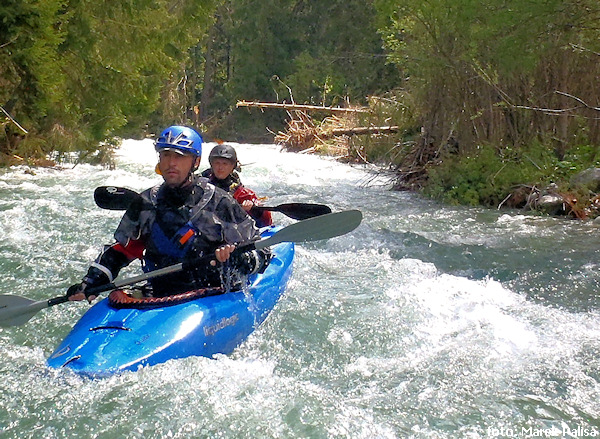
[1,139,599,438]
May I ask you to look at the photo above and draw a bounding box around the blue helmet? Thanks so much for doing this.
[155,126,203,157]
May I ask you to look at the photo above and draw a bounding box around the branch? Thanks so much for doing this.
[555,91,600,112]
[0,36,18,49]
[569,43,600,58]
[236,101,370,114]
[511,91,600,116]
[512,104,582,114]
[0,106,28,134]
[322,126,399,138]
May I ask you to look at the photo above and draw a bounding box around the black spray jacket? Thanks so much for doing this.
[91,176,269,296]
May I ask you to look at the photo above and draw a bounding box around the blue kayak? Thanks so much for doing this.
[47,227,294,377]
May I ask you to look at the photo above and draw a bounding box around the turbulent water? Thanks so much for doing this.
[1,139,599,439]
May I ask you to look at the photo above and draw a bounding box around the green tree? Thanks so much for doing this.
[374,0,600,150]
[0,0,67,158]
[285,0,397,105]
[224,0,396,105]
[374,0,600,204]
[196,0,399,140]
[1,0,220,164]
[58,0,219,141]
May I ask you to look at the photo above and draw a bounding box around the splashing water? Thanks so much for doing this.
[1,140,599,438]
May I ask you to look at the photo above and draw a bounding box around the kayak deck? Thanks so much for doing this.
[47,227,294,376]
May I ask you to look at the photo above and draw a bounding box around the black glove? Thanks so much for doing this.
[181,247,271,275]
[66,266,110,302]
[228,249,271,275]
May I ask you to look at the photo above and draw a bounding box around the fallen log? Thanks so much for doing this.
[236,101,370,114]
[324,126,399,137]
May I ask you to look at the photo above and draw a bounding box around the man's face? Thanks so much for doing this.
[158,150,199,186]
[210,157,236,180]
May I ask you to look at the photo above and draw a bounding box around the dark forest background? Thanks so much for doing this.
[2,0,600,209]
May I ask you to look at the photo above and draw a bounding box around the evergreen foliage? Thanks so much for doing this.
[373,0,600,206]
[1,0,218,164]
[0,0,67,159]
[1,0,600,215]
[194,0,397,140]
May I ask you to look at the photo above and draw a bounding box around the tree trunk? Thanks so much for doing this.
[199,25,217,124]
[236,101,369,114]
[322,126,399,137]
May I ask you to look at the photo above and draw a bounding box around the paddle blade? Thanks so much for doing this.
[94,186,141,210]
[256,210,362,250]
[269,203,332,220]
[0,295,49,327]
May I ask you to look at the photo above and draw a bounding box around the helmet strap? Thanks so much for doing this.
[180,157,201,187]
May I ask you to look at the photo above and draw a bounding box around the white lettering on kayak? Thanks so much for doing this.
[203,314,240,337]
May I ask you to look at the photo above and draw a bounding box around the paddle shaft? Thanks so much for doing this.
[87,209,362,294]
[0,264,185,327]
[0,210,362,327]
[94,186,331,219]
[252,203,331,220]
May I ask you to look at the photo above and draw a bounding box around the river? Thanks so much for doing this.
[1,139,599,438]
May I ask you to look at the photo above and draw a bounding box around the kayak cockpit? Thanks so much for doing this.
[107,287,224,309]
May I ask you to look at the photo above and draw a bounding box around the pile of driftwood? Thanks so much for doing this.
[274,109,321,153]
[236,101,398,160]
[273,111,362,157]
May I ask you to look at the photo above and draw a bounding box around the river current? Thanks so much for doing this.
[0,139,599,438]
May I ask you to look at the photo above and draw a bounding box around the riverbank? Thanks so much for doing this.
[274,107,600,220]
[4,114,600,222]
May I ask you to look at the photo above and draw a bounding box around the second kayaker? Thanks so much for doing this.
[201,144,273,228]
[67,125,271,302]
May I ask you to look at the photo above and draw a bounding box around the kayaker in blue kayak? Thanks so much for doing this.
[68,125,271,302]
[201,144,273,228]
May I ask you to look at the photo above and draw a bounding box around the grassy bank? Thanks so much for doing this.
[306,92,600,219]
